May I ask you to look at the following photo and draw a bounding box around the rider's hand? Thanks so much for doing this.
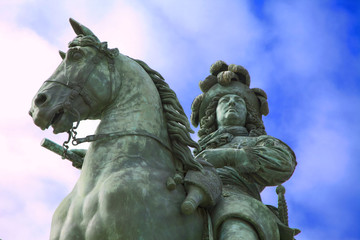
[195,149,231,168]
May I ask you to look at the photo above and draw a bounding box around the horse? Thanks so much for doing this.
[29,18,205,240]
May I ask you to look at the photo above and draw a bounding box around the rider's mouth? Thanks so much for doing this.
[51,108,65,126]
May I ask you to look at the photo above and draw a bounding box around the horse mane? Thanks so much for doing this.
[130,58,202,171]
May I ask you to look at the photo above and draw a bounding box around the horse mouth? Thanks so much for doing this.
[51,108,65,126]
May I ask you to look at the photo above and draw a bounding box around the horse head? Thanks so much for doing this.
[29,18,120,134]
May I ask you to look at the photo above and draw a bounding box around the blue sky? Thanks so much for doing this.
[0,0,359,239]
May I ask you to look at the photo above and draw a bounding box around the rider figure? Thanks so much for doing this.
[190,61,298,240]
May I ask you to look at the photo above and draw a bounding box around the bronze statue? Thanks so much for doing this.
[28,18,221,240]
[190,61,300,239]
[29,18,299,240]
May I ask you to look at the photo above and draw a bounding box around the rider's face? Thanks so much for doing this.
[216,94,247,128]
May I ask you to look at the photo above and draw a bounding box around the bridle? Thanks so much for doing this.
[45,46,117,155]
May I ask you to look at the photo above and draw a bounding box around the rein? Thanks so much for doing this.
[71,130,172,153]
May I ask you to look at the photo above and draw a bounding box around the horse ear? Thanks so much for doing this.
[69,18,99,41]
[59,50,66,60]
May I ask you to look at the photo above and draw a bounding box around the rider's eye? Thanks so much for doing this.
[219,97,229,103]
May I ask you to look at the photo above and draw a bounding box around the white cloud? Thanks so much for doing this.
[0,8,78,240]
[91,1,150,59]
[263,0,351,81]
[292,92,353,186]
[256,1,360,238]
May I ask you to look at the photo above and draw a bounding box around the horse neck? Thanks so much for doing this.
[92,59,172,161]
[101,67,165,133]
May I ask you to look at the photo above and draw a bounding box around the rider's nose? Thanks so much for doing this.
[34,93,48,107]
[228,100,235,106]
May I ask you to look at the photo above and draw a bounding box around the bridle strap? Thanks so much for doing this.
[44,48,118,154]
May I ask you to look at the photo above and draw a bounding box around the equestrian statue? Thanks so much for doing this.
[29,19,299,240]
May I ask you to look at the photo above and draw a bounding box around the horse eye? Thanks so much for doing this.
[71,51,83,60]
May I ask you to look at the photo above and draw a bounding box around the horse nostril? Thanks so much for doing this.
[28,110,33,117]
[35,93,48,107]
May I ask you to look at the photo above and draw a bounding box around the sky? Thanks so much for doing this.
[0,0,359,239]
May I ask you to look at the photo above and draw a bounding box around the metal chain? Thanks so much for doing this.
[71,126,79,146]
[61,109,81,157]
[71,109,81,146]
[62,131,72,159]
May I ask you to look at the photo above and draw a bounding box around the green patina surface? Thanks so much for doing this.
[29,19,299,240]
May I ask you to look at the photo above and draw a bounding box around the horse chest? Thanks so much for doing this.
[52,163,172,239]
